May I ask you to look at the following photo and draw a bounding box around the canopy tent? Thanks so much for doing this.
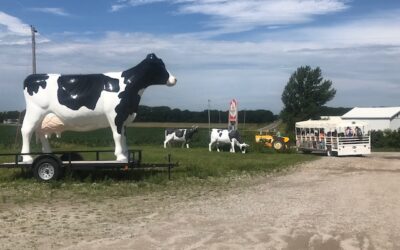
[296,117,369,131]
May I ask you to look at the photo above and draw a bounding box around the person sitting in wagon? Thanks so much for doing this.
[355,126,363,137]
[319,129,325,149]
[345,127,353,137]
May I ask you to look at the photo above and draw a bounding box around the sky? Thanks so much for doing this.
[0,0,399,113]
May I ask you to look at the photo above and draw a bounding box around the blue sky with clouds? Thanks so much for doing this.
[0,0,399,113]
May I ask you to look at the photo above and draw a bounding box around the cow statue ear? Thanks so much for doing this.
[146,53,157,60]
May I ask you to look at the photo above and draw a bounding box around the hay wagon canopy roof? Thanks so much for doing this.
[342,107,400,119]
[296,117,368,129]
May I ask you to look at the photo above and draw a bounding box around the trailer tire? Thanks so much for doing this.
[33,157,61,181]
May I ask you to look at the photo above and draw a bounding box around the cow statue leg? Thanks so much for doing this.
[163,135,172,148]
[230,139,236,153]
[21,107,46,163]
[107,116,128,162]
[209,140,215,152]
[113,126,128,162]
[186,141,190,149]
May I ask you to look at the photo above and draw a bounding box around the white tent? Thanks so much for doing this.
[296,119,367,129]
[296,117,369,133]
[341,107,400,131]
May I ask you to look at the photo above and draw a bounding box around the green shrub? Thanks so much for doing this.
[371,129,400,149]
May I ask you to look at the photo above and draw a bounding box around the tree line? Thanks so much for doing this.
[0,106,278,124]
[0,111,21,122]
[136,106,277,123]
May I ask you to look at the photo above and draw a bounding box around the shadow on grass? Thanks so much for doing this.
[67,169,172,183]
[5,168,173,185]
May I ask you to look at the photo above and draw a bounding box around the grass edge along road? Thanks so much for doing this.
[0,146,317,205]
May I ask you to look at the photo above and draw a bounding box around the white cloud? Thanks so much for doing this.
[178,0,348,27]
[111,0,165,12]
[0,11,31,36]
[29,7,70,16]
[110,4,126,12]
[111,0,349,34]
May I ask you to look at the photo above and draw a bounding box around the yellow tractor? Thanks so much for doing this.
[255,132,290,151]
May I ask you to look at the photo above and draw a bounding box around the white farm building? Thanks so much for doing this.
[341,107,400,131]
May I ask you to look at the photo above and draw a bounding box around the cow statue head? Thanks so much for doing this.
[115,53,177,134]
[122,53,177,88]
[191,125,198,132]
[186,125,198,139]
[239,143,250,154]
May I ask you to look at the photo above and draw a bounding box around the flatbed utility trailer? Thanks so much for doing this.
[0,150,178,181]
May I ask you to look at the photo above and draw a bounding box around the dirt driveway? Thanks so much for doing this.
[1,152,400,249]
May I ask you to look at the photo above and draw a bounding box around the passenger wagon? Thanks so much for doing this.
[295,117,371,156]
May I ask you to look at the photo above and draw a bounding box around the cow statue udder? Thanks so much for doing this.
[21,53,176,163]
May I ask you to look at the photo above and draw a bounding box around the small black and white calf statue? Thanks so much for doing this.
[209,129,249,153]
[164,126,198,148]
[21,53,176,163]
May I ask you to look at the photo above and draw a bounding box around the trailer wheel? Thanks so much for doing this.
[273,140,284,151]
[33,158,61,181]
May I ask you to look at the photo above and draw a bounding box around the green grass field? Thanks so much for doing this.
[0,124,316,203]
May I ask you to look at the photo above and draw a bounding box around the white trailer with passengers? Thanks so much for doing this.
[295,117,371,156]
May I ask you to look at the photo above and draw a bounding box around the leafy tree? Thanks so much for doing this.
[319,106,351,116]
[281,66,336,131]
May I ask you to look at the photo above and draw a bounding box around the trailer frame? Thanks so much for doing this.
[0,149,178,181]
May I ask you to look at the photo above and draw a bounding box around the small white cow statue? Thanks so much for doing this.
[163,126,198,148]
[21,53,176,163]
[209,129,249,153]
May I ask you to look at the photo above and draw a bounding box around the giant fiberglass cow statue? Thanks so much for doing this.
[21,53,177,163]
[163,126,198,148]
[209,129,249,153]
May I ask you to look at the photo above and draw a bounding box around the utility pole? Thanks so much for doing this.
[208,99,211,136]
[243,110,246,130]
[16,25,37,149]
[31,25,37,74]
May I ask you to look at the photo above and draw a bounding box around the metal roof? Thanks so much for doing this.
[342,107,400,119]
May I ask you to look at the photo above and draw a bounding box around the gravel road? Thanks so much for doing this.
[1,152,399,249]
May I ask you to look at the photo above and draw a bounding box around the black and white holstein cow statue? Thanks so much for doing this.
[21,53,176,163]
[209,129,249,153]
[163,126,198,148]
